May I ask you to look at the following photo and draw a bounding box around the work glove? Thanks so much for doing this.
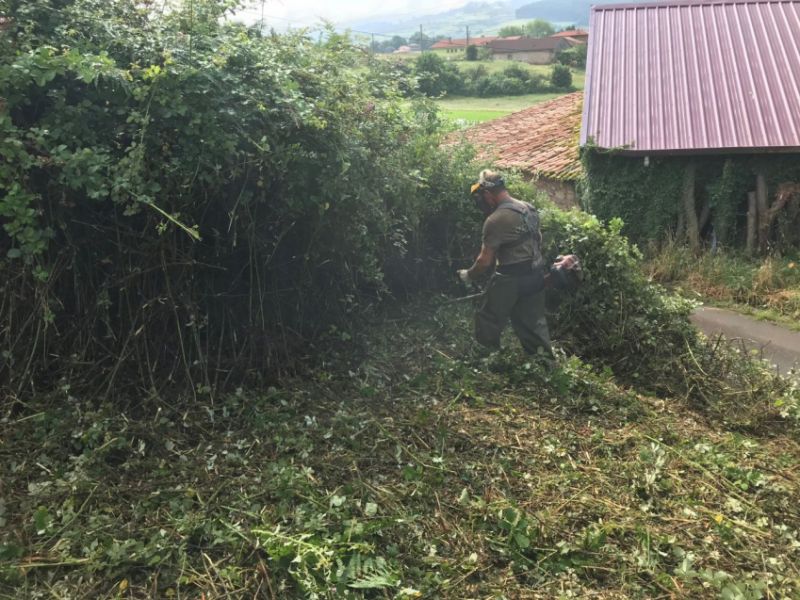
[457,269,471,284]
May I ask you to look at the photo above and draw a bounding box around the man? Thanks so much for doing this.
[457,170,553,358]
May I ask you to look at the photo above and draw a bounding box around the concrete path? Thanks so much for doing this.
[690,307,800,375]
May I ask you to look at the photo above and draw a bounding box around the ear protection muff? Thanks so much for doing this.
[471,178,505,213]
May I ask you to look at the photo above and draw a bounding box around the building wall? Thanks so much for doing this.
[534,177,579,210]
[582,150,800,249]
[432,48,464,57]
[493,50,554,65]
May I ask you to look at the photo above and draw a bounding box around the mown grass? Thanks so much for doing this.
[436,93,565,125]
[2,300,799,599]
[438,108,513,124]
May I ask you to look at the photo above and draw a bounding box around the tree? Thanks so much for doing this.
[414,52,463,96]
[409,31,433,50]
[465,44,478,61]
[555,43,587,68]
[550,64,572,89]
[374,35,407,53]
[525,19,555,38]
[498,25,525,37]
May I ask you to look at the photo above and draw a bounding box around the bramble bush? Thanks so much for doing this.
[415,56,551,98]
[0,0,482,397]
[1,0,793,423]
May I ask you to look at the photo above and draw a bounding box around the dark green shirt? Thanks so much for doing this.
[482,198,543,267]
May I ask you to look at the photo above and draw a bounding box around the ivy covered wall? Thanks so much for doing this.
[581,150,800,252]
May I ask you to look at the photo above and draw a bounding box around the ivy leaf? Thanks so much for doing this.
[33,506,50,534]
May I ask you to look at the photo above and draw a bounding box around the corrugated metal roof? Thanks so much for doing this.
[580,0,800,153]
[447,92,584,181]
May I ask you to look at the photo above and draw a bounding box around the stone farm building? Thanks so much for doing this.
[454,92,584,209]
[487,36,576,65]
[581,0,800,252]
[431,36,513,56]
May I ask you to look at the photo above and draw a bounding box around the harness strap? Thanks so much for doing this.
[496,203,541,250]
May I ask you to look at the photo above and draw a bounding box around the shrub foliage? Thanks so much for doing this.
[416,55,557,98]
[0,0,481,396]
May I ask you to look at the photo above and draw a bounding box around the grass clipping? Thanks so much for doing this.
[2,299,800,599]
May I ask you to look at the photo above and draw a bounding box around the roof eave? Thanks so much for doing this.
[583,145,800,156]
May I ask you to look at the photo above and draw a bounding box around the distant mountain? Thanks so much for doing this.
[345,1,515,38]
[342,0,649,40]
[516,0,653,25]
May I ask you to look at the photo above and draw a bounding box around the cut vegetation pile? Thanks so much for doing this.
[4,205,800,598]
[2,304,799,598]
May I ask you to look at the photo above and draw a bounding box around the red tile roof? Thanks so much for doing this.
[581,0,800,153]
[452,92,584,181]
[552,29,589,38]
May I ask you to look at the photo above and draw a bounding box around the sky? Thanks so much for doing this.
[234,0,471,29]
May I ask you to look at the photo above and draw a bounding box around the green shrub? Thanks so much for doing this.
[468,71,549,97]
[414,52,463,96]
[463,64,489,82]
[550,64,573,89]
[537,209,698,390]
[502,62,531,82]
[465,44,478,61]
[0,0,482,395]
[556,44,587,69]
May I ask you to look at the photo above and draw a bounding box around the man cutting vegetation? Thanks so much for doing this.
[457,170,553,358]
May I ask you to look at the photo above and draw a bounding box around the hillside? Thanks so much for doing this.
[347,1,515,37]
[516,0,655,25]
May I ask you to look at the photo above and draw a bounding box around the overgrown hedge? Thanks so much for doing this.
[538,207,698,392]
[413,53,572,98]
[0,0,484,397]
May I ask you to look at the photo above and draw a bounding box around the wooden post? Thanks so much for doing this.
[676,211,685,241]
[746,191,757,255]
[682,162,699,253]
[756,172,769,253]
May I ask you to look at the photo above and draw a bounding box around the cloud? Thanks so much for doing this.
[235,0,470,28]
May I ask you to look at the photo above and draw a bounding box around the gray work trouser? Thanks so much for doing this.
[474,273,553,357]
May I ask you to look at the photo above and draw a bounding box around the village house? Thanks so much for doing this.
[487,36,575,65]
[430,36,511,56]
[454,92,584,209]
[392,43,420,54]
[580,0,800,252]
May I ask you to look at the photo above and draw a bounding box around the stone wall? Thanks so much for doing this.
[534,177,579,209]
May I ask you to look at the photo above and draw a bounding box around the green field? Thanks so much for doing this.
[379,55,585,124]
[436,92,566,124]
[379,55,585,89]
